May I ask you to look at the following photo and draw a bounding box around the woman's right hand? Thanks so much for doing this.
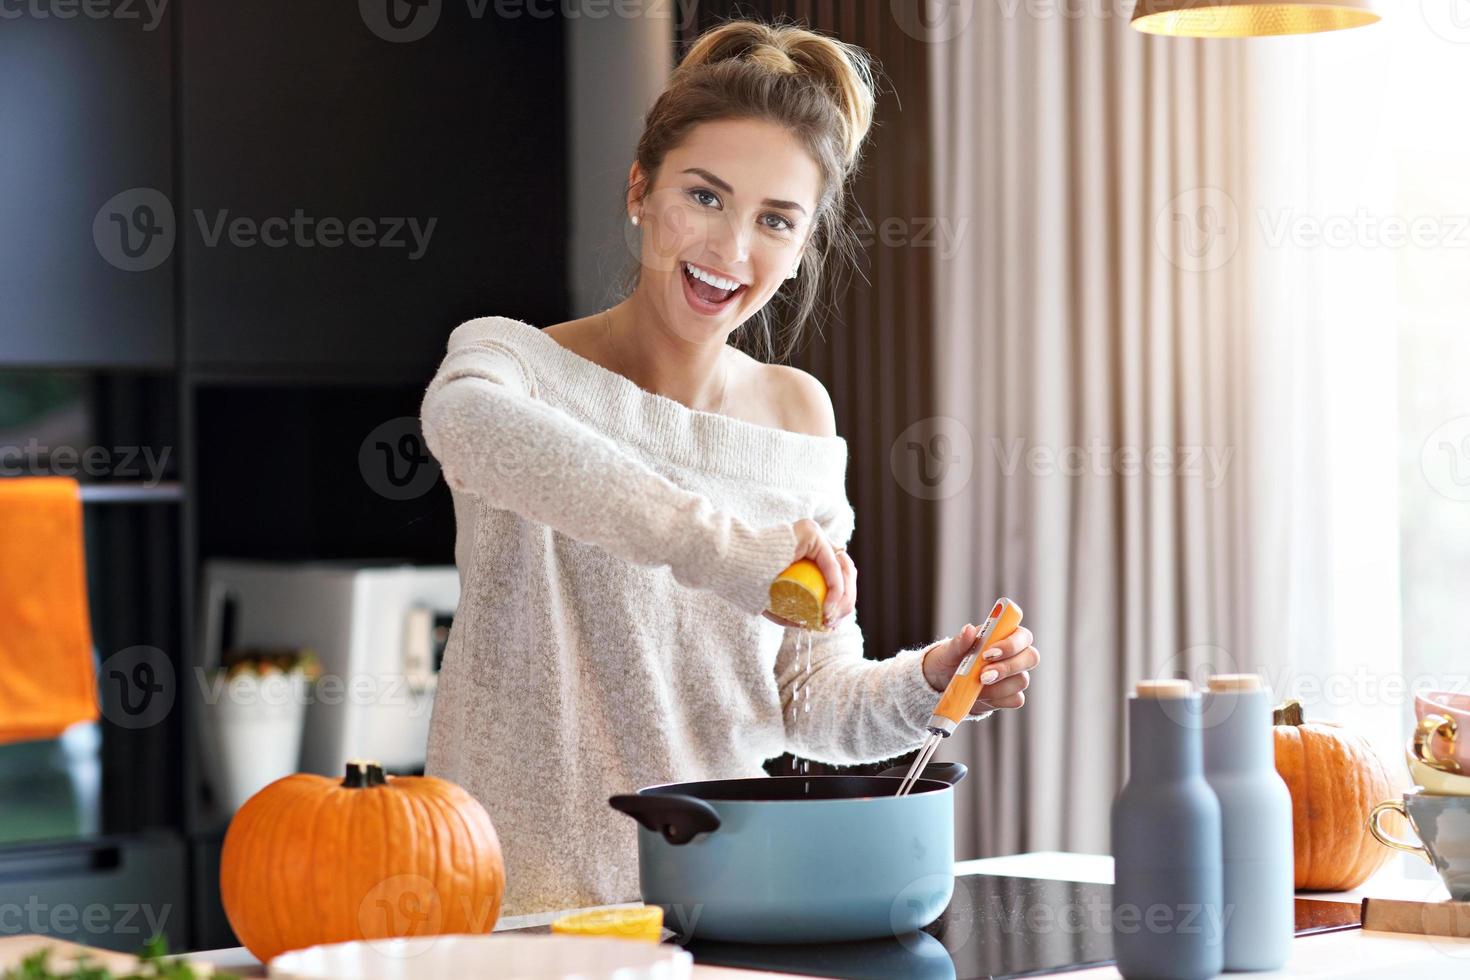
[761,518,855,631]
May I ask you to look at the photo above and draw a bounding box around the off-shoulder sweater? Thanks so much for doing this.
[419,315,971,916]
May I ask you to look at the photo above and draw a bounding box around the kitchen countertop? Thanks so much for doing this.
[189,852,1470,978]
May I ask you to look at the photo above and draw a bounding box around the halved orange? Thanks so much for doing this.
[767,558,829,631]
[550,904,664,942]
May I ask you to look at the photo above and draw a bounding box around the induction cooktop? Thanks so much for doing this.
[676,873,1361,980]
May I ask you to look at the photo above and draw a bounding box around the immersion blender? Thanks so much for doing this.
[894,598,1024,796]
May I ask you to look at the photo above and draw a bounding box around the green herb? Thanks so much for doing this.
[2,936,235,980]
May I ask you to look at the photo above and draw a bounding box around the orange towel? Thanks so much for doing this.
[0,477,98,744]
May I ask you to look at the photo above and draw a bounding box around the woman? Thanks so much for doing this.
[420,19,1041,917]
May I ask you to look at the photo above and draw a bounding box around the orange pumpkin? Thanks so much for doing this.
[1272,699,1396,891]
[220,760,505,964]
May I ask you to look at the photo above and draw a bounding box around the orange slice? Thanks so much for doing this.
[767,558,828,631]
[550,905,664,942]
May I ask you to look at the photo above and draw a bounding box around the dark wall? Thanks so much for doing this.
[180,1,569,377]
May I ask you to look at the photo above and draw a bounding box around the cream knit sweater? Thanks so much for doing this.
[419,315,970,916]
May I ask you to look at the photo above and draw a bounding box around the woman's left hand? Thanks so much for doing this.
[762,546,857,631]
[920,623,1038,713]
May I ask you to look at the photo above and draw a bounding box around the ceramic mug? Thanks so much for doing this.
[1368,789,1470,901]
[1413,690,1470,775]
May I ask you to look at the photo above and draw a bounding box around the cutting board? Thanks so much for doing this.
[0,934,215,975]
[1362,896,1470,938]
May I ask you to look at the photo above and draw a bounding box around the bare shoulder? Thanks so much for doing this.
[760,362,837,438]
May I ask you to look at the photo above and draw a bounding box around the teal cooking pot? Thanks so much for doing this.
[608,761,965,943]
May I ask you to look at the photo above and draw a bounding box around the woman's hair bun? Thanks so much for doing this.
[676,20,876,169]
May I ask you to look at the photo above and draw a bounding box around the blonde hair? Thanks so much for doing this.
[624,17,880,362]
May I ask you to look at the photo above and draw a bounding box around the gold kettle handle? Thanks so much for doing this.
[1412,713,1461,774]
[1368,800,1430,863]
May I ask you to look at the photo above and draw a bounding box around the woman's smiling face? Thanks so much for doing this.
[629,117,823,344]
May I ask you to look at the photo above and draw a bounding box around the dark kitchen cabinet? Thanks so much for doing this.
[0,14,175,367]
[179,1,569,378]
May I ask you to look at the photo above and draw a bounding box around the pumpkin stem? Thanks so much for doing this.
[343,759,387,788]
[1273,699,1305,727]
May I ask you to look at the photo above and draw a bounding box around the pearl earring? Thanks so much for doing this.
[630,214,641,227]
[787,264,799,280]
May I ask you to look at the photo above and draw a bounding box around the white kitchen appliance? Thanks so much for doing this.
[199,560,459,779]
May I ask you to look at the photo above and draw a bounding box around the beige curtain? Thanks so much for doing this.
[926,7,1334,857]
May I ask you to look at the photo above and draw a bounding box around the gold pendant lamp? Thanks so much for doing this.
[1131,0,1380,37]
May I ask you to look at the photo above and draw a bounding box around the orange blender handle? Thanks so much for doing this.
[927,599,1023,735]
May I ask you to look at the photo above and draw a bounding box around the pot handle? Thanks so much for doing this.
[608,793,721,845]
[878,761,969,786]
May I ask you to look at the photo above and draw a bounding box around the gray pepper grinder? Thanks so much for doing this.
[1202,674,1294,971]
[1111,679,1225,980]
